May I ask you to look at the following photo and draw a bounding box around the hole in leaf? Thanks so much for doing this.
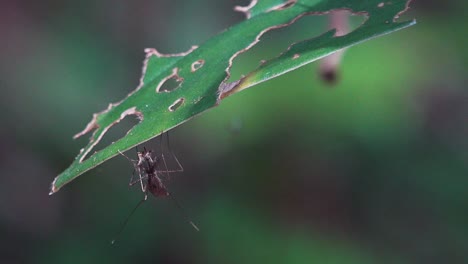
[158,76,183,92]
[168,98,185,112]
[191,60,205,72]
[80,109,142,163]
[227,10,366,82]
[156,68,183,93]
[91,115,140,156]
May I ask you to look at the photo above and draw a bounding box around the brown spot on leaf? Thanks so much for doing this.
[217,79,242,102]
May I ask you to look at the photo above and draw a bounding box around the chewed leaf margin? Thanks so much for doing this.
[51,0,415,194]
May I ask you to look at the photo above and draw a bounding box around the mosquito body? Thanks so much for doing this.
[112,141,198,244]
[130,148,171,199]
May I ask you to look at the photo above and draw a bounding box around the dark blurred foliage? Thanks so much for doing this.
[0,1,467,263]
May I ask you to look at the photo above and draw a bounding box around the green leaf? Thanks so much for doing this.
[50,0,415,194]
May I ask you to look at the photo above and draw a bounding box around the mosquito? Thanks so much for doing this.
[111,134,199,244]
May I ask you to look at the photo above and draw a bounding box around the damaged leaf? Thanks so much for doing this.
[51,0,415,194]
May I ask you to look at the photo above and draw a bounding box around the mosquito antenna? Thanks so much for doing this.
[111,196,147,245]
[169,193,200,232]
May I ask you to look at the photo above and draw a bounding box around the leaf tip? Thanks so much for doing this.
[49,177,58,195]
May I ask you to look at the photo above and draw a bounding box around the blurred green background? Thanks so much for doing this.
[1,1,467,263]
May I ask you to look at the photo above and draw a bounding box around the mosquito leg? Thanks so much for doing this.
[138,168,146,192]
[120,149,146,191]
[170,151,184,172]
[111,195,148,245]
[168,193,199,232]
[155,149,184,174]
[167,132,184,172]
[161,152,170,177]
[157,131,173,178]
[128,168,136,186]
[118,150,136,164]
[160,131,171,179]
[129,174,148,187]
[127,166,146,192]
